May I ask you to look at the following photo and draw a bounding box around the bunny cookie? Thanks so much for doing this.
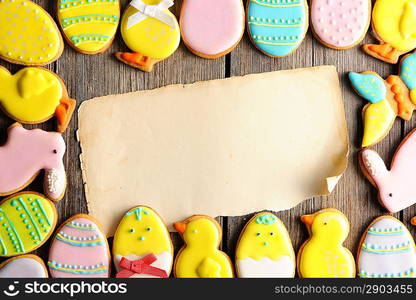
[360,128,416,213]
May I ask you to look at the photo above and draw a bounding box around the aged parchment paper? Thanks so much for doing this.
[78,66,349,236]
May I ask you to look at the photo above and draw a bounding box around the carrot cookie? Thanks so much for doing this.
[0,255,48,278]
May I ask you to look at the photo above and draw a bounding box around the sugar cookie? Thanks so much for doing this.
[0,254,48,278]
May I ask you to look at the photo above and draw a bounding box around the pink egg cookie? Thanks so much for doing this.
[311,0,371,49]
[180,0,245,58]
[48,214,111,278]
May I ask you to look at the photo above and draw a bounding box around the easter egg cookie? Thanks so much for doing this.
[174,215,234,278]
[360,128,416,213]
[0,254,48,278]
[0,0,63,66]
[0,123,67,201]
[113,206,173,278]
[297,209,355,278]
[363,0,416,64]
[310,0,371,50]
[246,0,308,57]
[180,0,245,59]
[115,0,180,72]
[357,216,416,278]
[0,66,76,133]
[56,0,120,54]
[235,213,295,278]
[0,192,57,257]
[48,214,111,278]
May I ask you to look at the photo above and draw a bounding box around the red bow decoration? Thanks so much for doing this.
[116,254,168,278]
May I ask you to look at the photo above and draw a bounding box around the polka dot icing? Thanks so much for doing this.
[0,0,63,65]
[311,0,370,48]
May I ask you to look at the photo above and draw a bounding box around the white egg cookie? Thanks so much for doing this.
[357,216,416,278]
[0,254,48,278]
[235,212,295,278]
[113,206,173,278]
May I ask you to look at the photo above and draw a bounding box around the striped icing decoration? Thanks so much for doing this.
[58,0,118,10]
[48,261,108,275]
[362,241,412,254]
[359,267,415,278]
[65,221,96,231]
[367,226,404,236]
[56,232,105,247]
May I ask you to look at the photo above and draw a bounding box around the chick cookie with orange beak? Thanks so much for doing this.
[174,215,234,278]
[297,209,355,278]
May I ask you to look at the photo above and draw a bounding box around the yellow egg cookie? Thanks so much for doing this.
[0,0,63,66]
[115,0,180,72]
[113,206,173,278]
[297,209,355,278]
[235,213,295,278]
[56,0,120,54]
[174,215,234,278]
[0,66,76,132]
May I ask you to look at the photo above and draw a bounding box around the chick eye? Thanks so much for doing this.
[192,229,198,233]
[388,193,393,197]
[323,222,327,225]
[129,228,135,233]
[146,227,151,231]
[256,232,261,236]
[269,232,274,236]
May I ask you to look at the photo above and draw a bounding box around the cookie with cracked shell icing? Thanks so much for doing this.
[115,0,180,72]
[310,0,371,50]
[246,0,309,57]
[0,66,76,133]
[0,0,63,66]
[113,206,173,278]
[235,212,295,278]
[0,123,67,201]
[48,214,111,278]
[0,192,57,257]
[297,209,355,278]
[174,215,234,278]
[359,128,416,213]
[0,254,48,278]
[56,0,120,54]
[180,0,245,59]
[357,216,416,278]
[363,0,416,64]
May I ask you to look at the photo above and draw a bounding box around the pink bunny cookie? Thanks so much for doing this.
[360,128,416,213]
[0,123,66,201]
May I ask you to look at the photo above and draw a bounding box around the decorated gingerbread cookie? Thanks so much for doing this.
[48,214,110,278]
[349,52,416,147]
[0,123,67,201]
[235,213,295,278]
[357,216,416,278]
[246,0,308,57]
[310,0,371,50]
[360,128,416,213]
[115,0,180,72]
[113,206,173,278]
[174,215,234,278]
[0,0,63,66]
[0,66,76,133]
[56,0,120,54]
[297,209,355,278]
[180,0,245,59]
[363,0,416,64]
[0,254,48,278]
[0,192,57,257]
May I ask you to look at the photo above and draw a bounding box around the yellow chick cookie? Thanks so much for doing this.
[297,209,355,278]
[113,206,173,278]
[235,213,295,278]
[174,215,234,278]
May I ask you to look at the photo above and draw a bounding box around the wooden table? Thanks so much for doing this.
[0,0,413,276]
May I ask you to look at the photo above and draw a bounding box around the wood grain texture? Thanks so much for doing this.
[0,0,414,277]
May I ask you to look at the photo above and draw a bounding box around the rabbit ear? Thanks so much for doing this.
[361,149,389,182]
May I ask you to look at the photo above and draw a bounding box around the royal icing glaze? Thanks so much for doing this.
[236,213,295,278]
[298,209,355,278]
[57,0,120,53]
[113,206,173,278]
[180,0,244,57]
[0,255,48,278]
[400,51,416,104]
[358,217,416,278]
[48,215,110,278]
[0,124,66,201]
[247,0,308,57]
[311,0,370,49]
[0,0,62,65]
[174,216,233,278]
[361,129,416,213]
[0,193,56,257]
